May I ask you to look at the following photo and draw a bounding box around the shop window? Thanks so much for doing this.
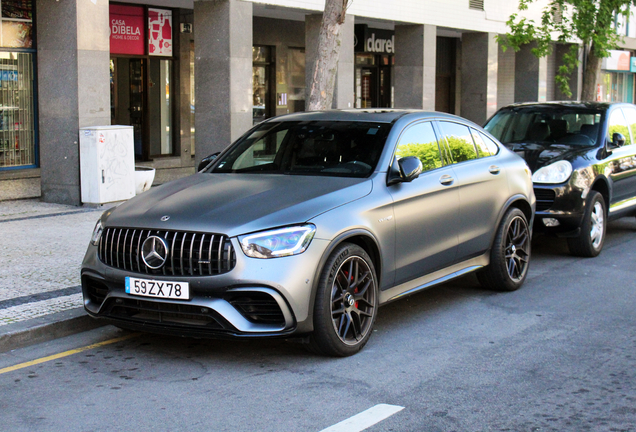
[253,46,274,124]
[1,1,32,48]
[288,48,305,114]
[0,1,35,170]
[0,51,34,169]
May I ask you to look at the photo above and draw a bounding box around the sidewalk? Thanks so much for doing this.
[0,199,118,352]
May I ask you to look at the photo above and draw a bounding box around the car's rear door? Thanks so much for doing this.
[436,120,511,261]
[388,120,460,285]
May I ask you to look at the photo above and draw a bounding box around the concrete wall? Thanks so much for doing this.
[36,0,110,205]
[497,44,515,108]
[460,32,498,125]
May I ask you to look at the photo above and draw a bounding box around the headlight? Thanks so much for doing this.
[239,224,316,259]
[532,160,573,184]
[90,220,103,246]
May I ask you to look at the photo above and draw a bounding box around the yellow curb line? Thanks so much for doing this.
[0,332,140,375]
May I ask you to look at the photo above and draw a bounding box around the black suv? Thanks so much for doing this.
[485,102,636,257]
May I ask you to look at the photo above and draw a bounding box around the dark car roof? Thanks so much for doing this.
[498,101,629,111]
[263,109,468,124]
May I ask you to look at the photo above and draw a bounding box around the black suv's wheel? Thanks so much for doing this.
[478,207,530,292]
[567,191,606,257]
[308,243,378,357]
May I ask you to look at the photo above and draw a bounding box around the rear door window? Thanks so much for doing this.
[471,129,499,157]
[438,121,479,163]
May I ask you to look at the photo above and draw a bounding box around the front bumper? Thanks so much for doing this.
[81,237,329,338]
[532,182,586,236]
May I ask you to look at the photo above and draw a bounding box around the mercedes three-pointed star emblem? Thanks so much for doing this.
[141,236,169,269]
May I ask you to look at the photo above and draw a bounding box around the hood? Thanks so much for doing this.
[504,142,591,172]
[103,173,372,237]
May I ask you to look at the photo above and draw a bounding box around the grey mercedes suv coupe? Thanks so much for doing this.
[82,110,535,357]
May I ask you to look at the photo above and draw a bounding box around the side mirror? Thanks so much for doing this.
[197,152,220,172]
[611,132,626,148]
[387,156,423,185]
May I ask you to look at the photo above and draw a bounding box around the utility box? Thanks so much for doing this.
[80,125,135,205]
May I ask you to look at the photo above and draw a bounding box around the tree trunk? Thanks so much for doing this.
[581,43,602,101]
[307,0,347,111]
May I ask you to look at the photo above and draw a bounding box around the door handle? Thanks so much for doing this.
[489,165,500,175]
[439,174,454,185]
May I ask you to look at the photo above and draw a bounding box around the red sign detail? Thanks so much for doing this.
[109,5,145,55]
[148,8,172,57]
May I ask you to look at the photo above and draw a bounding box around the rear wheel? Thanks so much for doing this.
[478,207,530,292]
[567,191,606,257]
[308,243,378,357]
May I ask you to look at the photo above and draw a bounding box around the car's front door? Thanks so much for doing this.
[388,120,460,286]
[608,107,636,212]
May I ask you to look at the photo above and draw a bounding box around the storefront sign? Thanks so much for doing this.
[109,4,144,55]
[148,8,173,56]
[354,25,395,55]
[603,50,631,71]
[630,57,636,73]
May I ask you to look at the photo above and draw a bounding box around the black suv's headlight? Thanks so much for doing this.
[239,224,316,259]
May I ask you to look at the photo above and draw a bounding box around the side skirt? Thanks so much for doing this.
[379,255,489,305]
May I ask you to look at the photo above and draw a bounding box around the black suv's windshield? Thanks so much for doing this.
[485,107,605,147]
[209,121,391,177]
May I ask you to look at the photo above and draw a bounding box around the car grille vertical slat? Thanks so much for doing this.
[189,233,196,276]
[198,234,205,275]
[97,228,234,276]
[129,229,135,271]
[170,231,177,276]
[179,232,186,275]
[109,229,116,267]
[208,235,215,276]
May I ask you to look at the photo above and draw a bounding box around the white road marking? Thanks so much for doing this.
[320,404,405,432]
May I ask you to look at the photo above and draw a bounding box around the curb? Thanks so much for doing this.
[0,308,106,353]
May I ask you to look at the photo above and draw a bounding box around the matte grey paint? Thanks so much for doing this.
[82,110,535,338]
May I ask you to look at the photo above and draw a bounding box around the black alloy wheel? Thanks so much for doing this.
[308,243,378,357]
[478,207,531,291]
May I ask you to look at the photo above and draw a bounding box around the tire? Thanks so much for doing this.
[567,191,606,257]
[307,243,378,357]
[477,207,531,292]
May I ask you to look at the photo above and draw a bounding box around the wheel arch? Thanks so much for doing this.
[590,177,610,215]
[301,229,382,334]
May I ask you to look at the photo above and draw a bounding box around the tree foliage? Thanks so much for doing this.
[499,0,635,100]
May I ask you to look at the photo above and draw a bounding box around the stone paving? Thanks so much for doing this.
[0,199,117,326]
[0,293,83,326]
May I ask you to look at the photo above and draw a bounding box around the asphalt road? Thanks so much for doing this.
[1,219,636,432]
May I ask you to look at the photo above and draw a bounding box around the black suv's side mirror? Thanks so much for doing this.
[610,132,626,149]
[387,156,423,185]
[197,152,220,172]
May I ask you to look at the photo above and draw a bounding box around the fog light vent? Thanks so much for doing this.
[543,218,560,227]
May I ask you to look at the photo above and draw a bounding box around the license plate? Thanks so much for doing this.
[125,277,190,300]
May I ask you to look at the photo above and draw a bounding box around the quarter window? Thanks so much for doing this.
[395,121,443,172]
[438,121,479,163]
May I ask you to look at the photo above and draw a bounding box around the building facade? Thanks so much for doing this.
[1,0,632,204]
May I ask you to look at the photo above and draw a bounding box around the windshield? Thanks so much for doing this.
[485,107,604,146]
[209,121,391,177]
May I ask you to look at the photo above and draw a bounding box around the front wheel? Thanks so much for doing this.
[478,207,531,292]
[308,243,378,357]
[567,191,606,257]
